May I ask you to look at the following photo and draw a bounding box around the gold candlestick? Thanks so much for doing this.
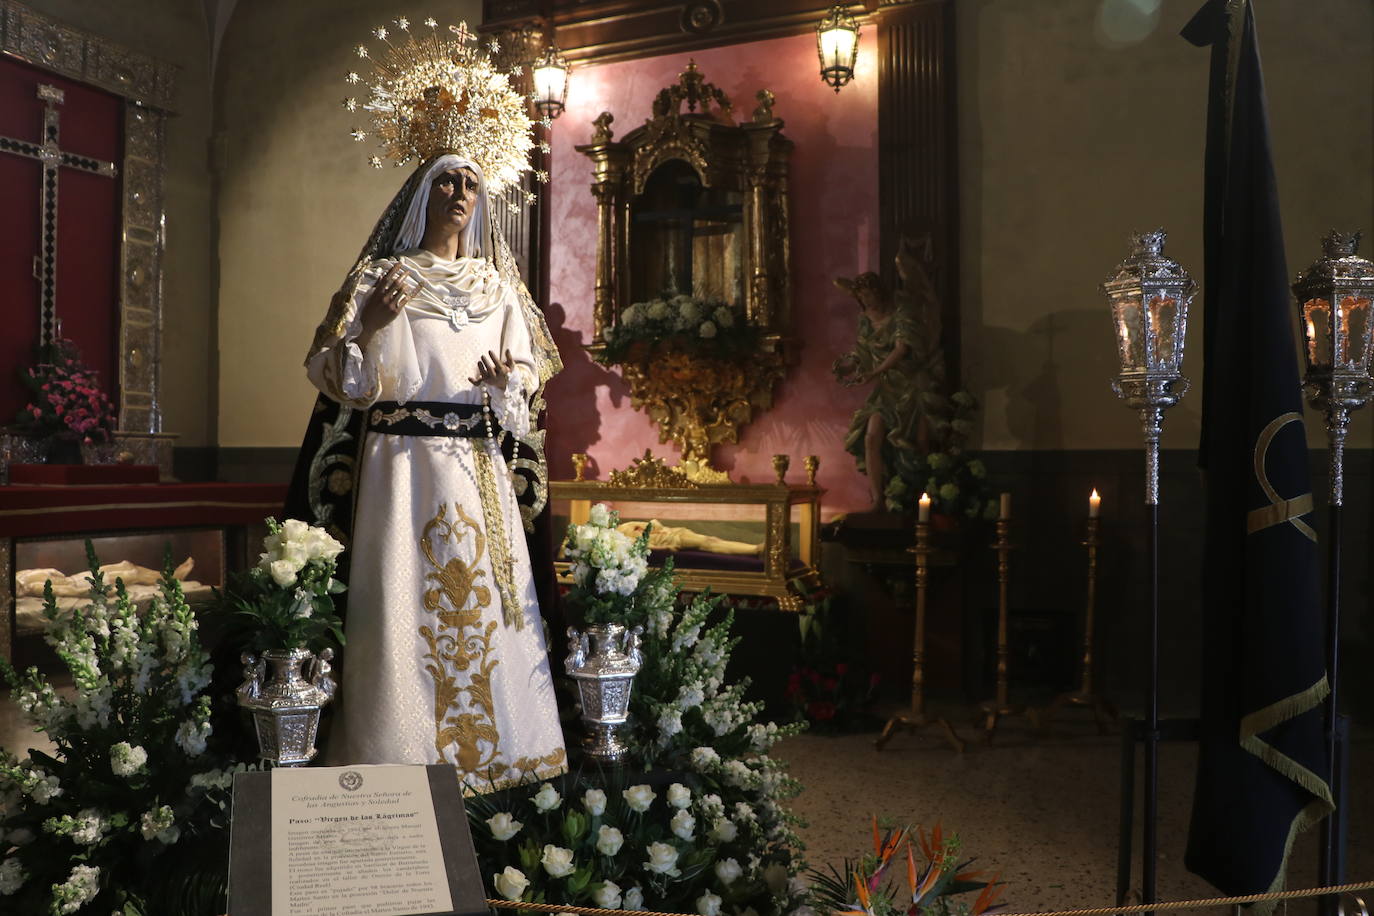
[979,515,1037,742]
[875,518,964,753]
[1043,516,1118,732]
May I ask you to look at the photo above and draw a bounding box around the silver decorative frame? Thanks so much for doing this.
[0,0,177,436]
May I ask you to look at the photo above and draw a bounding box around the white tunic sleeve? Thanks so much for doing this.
[306,261,424,407]
[486,283,538,439]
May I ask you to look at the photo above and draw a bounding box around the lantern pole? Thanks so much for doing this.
[1104,229,1194,916]
[1294,231,1374,908]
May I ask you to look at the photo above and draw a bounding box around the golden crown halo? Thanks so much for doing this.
[344,17,548,211]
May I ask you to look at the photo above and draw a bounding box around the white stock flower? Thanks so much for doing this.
[689,746,720,770]
[583,787,607,816]
[70,809,107,845]
[52,864,99,914]
[176,718,211,757]
[657,707,683,739]
[643,841,681,876]
[589,503,613,527]
[722,759,754,788]
[596,824,624,856]
[593,880,623,909]
[487,812,523,841]
[677,683,705,709]
[28,773,62,804]
[666,783,692,809]
[622,784,655,813]
[624,887,645,910]
[714,857,743,885]
[540,844,576,878]
[710,818,738,842]
[493,866,529,900]
[532,782,562,812]
[0,856,26,895]
[140,804,179,844]
[670,809,695,840]
[697,891,723,916]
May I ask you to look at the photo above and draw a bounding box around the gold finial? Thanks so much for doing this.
[772,454,790,485]
[804,455,819,487]
[571,452,588,482]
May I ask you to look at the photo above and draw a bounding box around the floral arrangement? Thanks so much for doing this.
[883,392,995,522]
[808,818,1006,916]
[220,518,346,653]
[786,585,879,732]
[0,545,242,915]
[561,503,659,625]
[483,505,808,916]
[14,338,116,444]
[597,294,760,365]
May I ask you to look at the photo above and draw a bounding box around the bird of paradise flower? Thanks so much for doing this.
[809,816,1006,916]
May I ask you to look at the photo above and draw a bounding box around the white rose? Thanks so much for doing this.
[532,782,562,812]
[541,844,576,878]
[670,809,695,841]
[596,824,624,856]
[763,864,790,893]
[583,788,607,816]
[697,892,723,916]
[493,866,529,901]
[0,856,26,896]
[268,559,297,587]
[643,841,681,876]
[667,783,692,810]
[624,887,645,910]
[711,818,738,843]
[698,320,718,339]
[714,858,743,885]
[622,784,656,813]
[589,503,612,527]
[593,880,623,909]
[486,812,523,841]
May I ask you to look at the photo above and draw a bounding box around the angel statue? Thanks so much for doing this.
[832,235,947,512]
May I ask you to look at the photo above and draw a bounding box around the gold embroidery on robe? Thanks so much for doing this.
[472,446,524,629]
[419,503,503,773]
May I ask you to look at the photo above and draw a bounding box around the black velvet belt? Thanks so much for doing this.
[365,400,500,438]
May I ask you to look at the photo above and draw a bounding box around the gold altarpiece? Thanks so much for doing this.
[576,61,792,468]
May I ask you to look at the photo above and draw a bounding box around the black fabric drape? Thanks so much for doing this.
[1183,0,1333,901]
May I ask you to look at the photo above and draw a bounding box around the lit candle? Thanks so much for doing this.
[999,492,1011,520]
[918,492,931,523]
[1089,488,1101,518]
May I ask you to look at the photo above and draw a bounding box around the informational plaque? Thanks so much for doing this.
[228,765,488,916]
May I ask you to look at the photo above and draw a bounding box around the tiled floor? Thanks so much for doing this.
[2,685,1368,916]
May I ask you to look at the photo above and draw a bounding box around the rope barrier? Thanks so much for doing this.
[487,879,1374,916]
[992,880,1374,916]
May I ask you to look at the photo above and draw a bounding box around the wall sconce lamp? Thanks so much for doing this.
[816,5,860,93]
[532,44,569,120]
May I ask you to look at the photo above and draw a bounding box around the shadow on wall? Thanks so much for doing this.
[971,308,1201,450]
[543,300,629,480]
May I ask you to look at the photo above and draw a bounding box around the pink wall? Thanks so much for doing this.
[544,33,879,517]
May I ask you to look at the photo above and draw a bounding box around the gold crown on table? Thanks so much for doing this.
[344,17,549,211]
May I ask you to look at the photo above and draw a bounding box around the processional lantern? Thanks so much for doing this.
[531,44,570,120]
[1101,228,1194,911]
[816,5,860,93]
[1104,228,1195,503]
[1293,230,1374,505]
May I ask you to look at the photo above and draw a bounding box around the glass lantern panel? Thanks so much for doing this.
[1336,295,1372,369]
[1147,295,1180,370]
[1113,299,1144,371]
[1302,298,1332,369]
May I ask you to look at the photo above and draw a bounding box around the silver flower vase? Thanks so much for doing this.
[237,647,337,766]
[565,623,644,764]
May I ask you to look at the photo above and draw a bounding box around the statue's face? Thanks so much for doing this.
[425,166,479,236]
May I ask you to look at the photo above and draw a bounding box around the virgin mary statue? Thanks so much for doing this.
[287,150,567,788]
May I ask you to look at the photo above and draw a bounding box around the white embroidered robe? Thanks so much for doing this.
[307,249,566,789]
